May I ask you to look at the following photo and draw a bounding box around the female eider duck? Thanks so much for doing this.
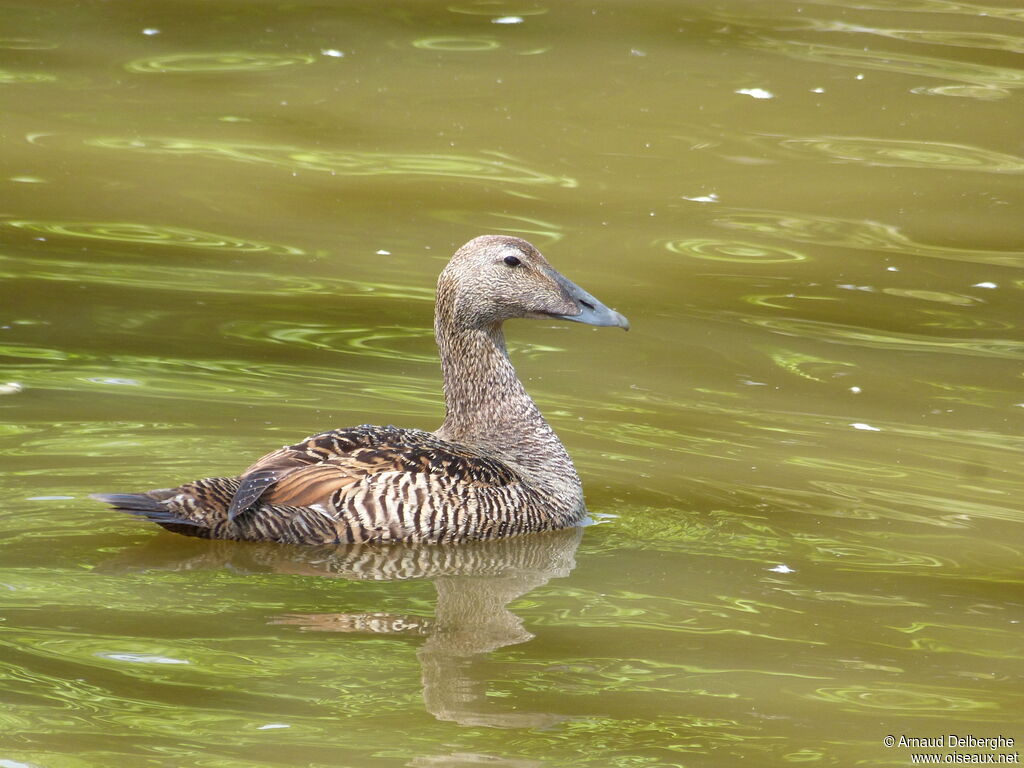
[94,235,628,544]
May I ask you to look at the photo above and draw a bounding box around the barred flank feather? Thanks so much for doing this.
[94,235,627,544]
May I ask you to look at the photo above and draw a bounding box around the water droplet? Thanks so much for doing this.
[736,88,773,99]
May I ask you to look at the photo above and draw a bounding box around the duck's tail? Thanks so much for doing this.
[92,489,212,538]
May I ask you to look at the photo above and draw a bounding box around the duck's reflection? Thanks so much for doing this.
[108,526,582,728]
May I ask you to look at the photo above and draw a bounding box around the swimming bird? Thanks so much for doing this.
[94,235,628,544]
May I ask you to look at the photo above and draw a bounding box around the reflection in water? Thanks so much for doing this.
[125,52,316,74]
[776,136,1024,173]
[72,136,577,187]
[106,528,583,728]
[712,208,1024,268]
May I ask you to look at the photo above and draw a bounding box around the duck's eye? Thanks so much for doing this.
[503,254,521,267]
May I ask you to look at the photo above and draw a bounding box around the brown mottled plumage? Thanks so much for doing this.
[94,235,629,544]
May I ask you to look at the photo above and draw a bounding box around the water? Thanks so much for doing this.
[1,1,1022,766]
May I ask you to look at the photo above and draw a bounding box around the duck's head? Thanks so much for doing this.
[437,235,629,332]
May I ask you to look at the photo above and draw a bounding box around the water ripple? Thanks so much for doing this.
[798,536,950,569]
[411,37,501,52]
[0,70,55,83]
[752,38,1024,96]
[0,345,439,410]
[769,350,855,383]
[432,211,565,245]
[809,684,997,715]
[912,84,1010,100]
[664,238,808,263]
[826,24,1024,55]
[448,2,548,16]
[220,320,560,363]
[713,209,1024,268]
[803,0,1024,24]
[221,322,436,364]
[810,481,1024,525]
[880,288,978,307]
[125,52,316,74]
[741,315,1024,361]
[890,621,1024,659]
[0,253,433,301]
[2,220,303,255]
[74,136,576,187]
[918,310,1014,332]
[0,38,58,50]
[777,136,1024,173]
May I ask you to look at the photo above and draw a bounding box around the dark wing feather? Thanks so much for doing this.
[227,468,282,521]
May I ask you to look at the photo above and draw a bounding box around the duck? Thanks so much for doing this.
[93,235,629,545]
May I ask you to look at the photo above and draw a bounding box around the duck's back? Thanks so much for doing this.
[96,425,568,545]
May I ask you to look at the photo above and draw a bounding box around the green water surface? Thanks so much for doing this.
[1,1,1022,767]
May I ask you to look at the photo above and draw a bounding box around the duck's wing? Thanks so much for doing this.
[228,425,519,522]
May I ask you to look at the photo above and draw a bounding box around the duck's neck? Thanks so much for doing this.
[432,313,583,510]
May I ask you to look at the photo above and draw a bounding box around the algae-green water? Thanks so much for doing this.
[1,1,1022,766]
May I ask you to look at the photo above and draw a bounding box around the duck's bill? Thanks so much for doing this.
[551,272,630,331]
